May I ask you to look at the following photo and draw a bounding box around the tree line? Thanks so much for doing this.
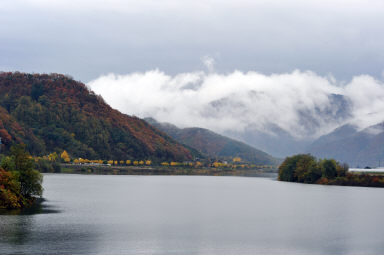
[279,154,384,187]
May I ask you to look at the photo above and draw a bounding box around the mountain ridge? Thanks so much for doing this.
[145,117,278,165]
[307,122,384,167]
[0,72,196,161]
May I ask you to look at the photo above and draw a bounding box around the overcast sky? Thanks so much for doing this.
[1,0,384,82]
[2,0,384,141]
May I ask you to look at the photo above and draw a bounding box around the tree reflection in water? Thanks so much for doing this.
[0,199,100,254]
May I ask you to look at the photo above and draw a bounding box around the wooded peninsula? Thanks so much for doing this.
[278,154,384,187]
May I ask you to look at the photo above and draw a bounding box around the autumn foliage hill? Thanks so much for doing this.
[145,117,278,165]
[0,72,195,162]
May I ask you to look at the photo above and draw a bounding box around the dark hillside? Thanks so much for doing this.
[145,118,278,165]
[0,72,194,161]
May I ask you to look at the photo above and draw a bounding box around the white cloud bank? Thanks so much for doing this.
[88,69,384,139]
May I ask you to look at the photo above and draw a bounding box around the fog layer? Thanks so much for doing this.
[89,69,384,140]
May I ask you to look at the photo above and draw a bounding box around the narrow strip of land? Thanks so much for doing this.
[60,163,277,177]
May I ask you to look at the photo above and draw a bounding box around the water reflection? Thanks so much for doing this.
[2,174,384,255]
[0,198,61,216]
[0,197,100,255]
[0,198,61,248]
[0,214,34,245]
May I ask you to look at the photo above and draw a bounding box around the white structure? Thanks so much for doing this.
[349,168,384,173]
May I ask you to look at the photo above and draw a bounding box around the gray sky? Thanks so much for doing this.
[1,0,384,82]
[3,0,384,143]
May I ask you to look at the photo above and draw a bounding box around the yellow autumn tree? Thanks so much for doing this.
[48,152,58,162]
[233,157,242,163]
[145,160,151,165]
[126,160,131,165]
[60,150,70,163]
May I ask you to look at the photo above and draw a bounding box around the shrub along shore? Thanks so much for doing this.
[278,154,384,187]
[0,145,43,209]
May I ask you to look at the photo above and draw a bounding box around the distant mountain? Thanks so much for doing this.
[307,123,384,167]
[224,125,312,158]
[221,93,351,158]
[145,118,278,165]
[0,72,196,162]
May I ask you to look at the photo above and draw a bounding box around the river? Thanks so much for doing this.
[1,174,383,254]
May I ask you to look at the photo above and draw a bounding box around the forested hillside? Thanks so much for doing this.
[145,118,278,165]
[0,72,195,162]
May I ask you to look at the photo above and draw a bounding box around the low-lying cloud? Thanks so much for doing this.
[88,69,384,139]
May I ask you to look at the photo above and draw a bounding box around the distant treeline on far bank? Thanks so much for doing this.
[279,154,384,187]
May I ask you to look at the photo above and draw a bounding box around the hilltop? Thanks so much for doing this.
[0,72,196,162]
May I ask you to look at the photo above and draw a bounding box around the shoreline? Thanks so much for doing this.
[53,170,384,188]
[58,164,278,178]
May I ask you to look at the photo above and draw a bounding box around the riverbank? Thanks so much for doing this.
[0,198,50,215]
[60,164,277,177]
[317,172,384,187]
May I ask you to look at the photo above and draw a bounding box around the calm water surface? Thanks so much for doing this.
[1,174,384,255]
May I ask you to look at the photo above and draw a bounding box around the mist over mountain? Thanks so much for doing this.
[223,126,311,158]
[222,93,351,157]
[307,123,384,167]
[89,69,384,157]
